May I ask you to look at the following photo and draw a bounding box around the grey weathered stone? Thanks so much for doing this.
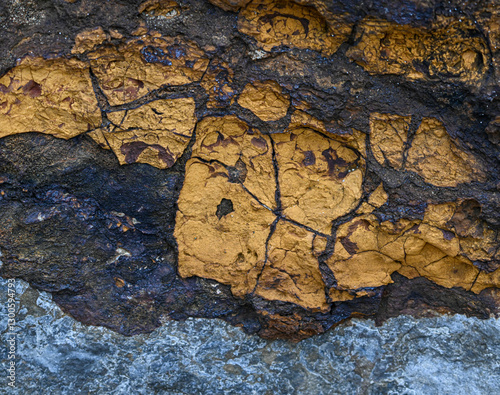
[1,277,500,394]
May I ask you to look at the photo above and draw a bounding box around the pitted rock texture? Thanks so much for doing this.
[346,18,490,85]
[0,0,499,341]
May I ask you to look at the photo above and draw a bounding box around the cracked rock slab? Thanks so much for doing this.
[0,57,101,139]
[0,0,499,342]
[88,34,209,105]
[89,98,196,168]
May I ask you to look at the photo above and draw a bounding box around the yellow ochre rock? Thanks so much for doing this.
[0,57,101,140]
[369,113,410,169]
[190,115,277,208]
[175,113,372,309]
[89,98,196,168]
[174,116,277,298]
[326,199,500,296]
[238,0,351,56]
[175,159,276,298]
[406,117,485,187]
[88,34,209,105]
[254,221,329,311]
[347,18,489,85]
[274,127,365,234]
[71,27,109,54]
[238,80,289,121]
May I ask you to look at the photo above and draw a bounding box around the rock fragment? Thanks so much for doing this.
[369,113,410,169]
[89,98,196,168]
[237,0,351,56]
[238,80,289,121]
[0,57,101,140]
[406,118,485,187]
[274,127,365,234]
[88,34,209,105]
[347,18,489,85]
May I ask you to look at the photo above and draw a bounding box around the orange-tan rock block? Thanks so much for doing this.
[89,98,196,168]
[0,57,101,140]
[237,80,289,121]
[175,113,372,309]
[254,221,329,311]
[274,127,365,233]
[356,183,388,215]
[331,250,401,290]
[88,34,209,105]
[369,113,410,169]
[238,0,351,56]
[190,115,277,208]
[347,18,489,85]
[71,27,109,55]
[175,159,276,297]
[327,199,500,299]
[175,116,277,297]
[406,117,485,187]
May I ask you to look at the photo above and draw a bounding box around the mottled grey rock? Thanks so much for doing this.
[1,277,500,394]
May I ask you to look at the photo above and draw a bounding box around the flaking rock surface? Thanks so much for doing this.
[0,0,499,340]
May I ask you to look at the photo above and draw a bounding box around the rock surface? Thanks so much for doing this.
[0,0,499,341]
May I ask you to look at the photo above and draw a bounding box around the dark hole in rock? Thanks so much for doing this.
[216,198,234,219]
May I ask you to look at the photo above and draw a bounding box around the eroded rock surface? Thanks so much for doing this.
[0,0,499,341]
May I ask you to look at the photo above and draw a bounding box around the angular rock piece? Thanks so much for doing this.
[71,27,109,54]
[369,113,410,169]
[174,116,277,298]
[238,80,289,121]
[331,250,401,290]
[89,98,196,168]
[0,57,101,139]
[274,127,365,234]
[327,200,500,300]
[175,116,369,310]
[190,115,277,208]
[347,18,489,85]
[88,34,209,105]
[406,117,485,187]
[175,159,276,297]
[254,221,329,311]
[238,0,351,56]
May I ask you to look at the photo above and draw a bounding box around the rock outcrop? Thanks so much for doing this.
[0,0,499,340]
